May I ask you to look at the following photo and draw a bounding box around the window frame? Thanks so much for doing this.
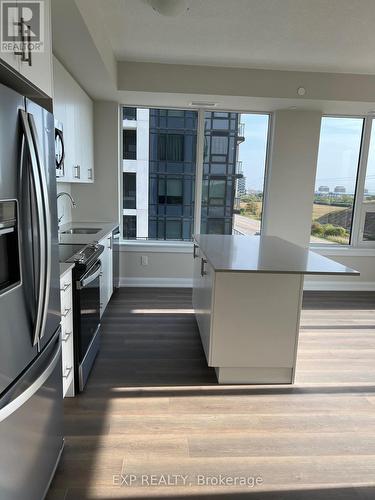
[310,114,375,250]
[119,105,272,245]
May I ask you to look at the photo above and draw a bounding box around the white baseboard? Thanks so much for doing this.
[119,277,193,288]
[303,280,375,291]
[120,277,375,291]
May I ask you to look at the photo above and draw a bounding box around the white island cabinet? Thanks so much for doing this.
[193,235,359,384]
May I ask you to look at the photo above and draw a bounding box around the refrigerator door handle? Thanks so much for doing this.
[20,110,46,346]
[28,113,51,340]
[0,341,61,423]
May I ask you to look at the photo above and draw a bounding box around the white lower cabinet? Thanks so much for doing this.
[60,269,75,397]
[192,245,214,362]
[99,234,113,317]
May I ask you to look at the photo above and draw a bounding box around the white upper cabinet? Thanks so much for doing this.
[53,57,94,183]
[0,0,53,97]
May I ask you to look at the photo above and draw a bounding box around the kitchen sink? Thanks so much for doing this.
[61,227,101,235]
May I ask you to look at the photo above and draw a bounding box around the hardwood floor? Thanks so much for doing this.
[47,289,375,500]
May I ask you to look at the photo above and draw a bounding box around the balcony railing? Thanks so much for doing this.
[237,122,245,138]
[236,160,243,176]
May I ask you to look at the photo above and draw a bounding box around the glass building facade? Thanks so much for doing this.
[201,111,243,234]
[122,107,243,240]
[148,109,198,240]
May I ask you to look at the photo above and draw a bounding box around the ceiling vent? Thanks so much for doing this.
[189,101,218,108]
[147,0,189,17]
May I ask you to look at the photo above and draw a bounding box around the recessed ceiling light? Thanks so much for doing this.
[147,0,189,16]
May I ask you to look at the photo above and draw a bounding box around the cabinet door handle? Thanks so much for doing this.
[193,244,199,259]
[60,282,71,292]
[88,168,93,180]
[200,258,207,277]
[61,307,71,318]
[14,18,26,60]
[62,331,72,342]
[26,25,32,66]
[63,366,73,378]
[74,165,81,179]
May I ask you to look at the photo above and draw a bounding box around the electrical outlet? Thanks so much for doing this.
[141,255,148,266]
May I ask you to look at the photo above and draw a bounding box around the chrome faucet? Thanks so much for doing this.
[57,192,76,230]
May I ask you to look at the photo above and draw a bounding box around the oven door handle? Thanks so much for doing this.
[77,261,102,289]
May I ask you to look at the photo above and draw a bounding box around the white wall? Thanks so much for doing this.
[263,110,322,247]
[71,101,120,222]
[56,183,74,226]
[117,61,375,104]
[120,247,193,287]
[305,253,375,290]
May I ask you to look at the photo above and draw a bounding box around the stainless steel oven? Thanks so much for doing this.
[59,243,104,392]
[76,259,102,390]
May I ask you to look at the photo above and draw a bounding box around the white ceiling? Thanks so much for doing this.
[86,0,375,74]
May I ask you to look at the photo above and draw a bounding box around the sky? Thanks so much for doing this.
[237,113,269,192]
[237,114,375,196]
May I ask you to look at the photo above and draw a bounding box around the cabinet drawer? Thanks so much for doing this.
[60,269,74,397]
[62,359,74,396]
[61,312,74,397]
[60,275,73,318]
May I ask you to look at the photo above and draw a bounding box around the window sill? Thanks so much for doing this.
[119,240,193,253]
[310,245,375,257]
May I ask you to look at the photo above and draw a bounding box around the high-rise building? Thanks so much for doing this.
[201,112,244,234]
[148,109,198,240]
[122,107,244,239]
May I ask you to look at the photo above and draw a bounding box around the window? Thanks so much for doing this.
[123,173,136,209]
[122,107,197,241]
[158,134,184,161]
[311,117,364,245]
[207,219,225,234]
[166,219,182,239]
[123,215,136,239]
[201,112,270,236]
[357,119,375,244]
[123,107,137,120]
[123,130,136,160]
[121,106,269,242]
[158,178,183,205]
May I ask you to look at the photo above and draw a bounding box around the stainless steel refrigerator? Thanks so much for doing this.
[0,83,63,500]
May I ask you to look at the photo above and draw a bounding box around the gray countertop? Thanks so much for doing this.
[59,221,119,246]
[195,234,360,275]
[59,262,75,278]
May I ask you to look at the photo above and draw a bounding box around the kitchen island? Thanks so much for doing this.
[193,235,359,384]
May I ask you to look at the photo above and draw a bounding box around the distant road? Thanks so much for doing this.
[234,214,335,244]
[233,214,261,235]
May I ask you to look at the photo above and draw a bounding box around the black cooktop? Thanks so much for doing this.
[59,243,104,268]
